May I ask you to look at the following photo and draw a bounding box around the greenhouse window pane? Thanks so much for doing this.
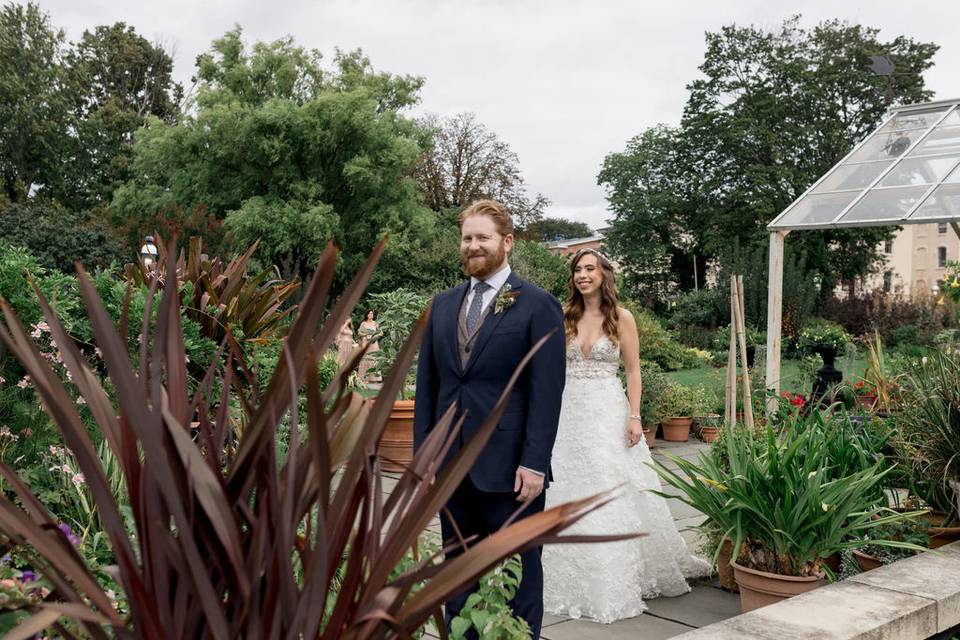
[938,108,960,127]
[847,129,926,162]
[908,126,960,157]
[908,183,960,220]
[946,164,960,184]
[772,191,860,227]
[836,186,930,223]
[875,108,949,133]
[879,155,960,187]
[812,161,891,193]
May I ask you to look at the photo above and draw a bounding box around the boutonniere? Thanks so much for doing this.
[494,284,519,314]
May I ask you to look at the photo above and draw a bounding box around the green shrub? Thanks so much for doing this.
[888,324,921,347]
[622,300,702,371]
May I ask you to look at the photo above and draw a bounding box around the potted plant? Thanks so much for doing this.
[656,382,709,442]
[714,326,767,368]
[850,380,878,410]
[697,413,722,443]
[366,289,430,472]
[639,363,668,448]
[651,413,923,613]
[798,319,851,398]
[895,351,960,546]
[851,519,930,573]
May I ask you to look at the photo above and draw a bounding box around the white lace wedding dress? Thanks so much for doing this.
[543,336,710,623]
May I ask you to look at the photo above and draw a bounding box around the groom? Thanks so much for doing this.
[413,199,565,638]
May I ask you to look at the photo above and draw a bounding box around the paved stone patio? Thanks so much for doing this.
[385,437,742,639]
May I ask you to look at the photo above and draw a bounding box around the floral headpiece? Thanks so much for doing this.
[572,247,614,268]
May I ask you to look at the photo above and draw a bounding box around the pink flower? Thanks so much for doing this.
[16,376,30,389]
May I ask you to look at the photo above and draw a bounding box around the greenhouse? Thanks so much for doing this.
[764,97,960,399]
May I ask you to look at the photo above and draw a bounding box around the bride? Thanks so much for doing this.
[543,248,709,624]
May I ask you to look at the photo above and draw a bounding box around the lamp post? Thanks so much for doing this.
[139,235,158,270]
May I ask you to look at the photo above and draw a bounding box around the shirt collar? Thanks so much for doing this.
[471,262,512,293]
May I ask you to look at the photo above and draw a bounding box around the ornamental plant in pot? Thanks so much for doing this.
[367,288,430,472]
[656,381,709,442]
[651,411,924,613]
[638,363,668,448]
[895,351,960,545]
[852,518,930,573]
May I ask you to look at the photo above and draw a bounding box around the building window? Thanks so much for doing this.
[939,222,948,234]
[883,271,892,293]
[884,239,893,254]
[939,246,948,268]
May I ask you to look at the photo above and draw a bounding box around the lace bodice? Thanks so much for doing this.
[567,335,620,379]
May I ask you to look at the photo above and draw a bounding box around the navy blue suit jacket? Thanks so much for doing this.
[413,272,566,493]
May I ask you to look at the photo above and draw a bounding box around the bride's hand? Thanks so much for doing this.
[626,421,643,448]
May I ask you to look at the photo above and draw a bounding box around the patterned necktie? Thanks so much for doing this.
[466,281,491,335]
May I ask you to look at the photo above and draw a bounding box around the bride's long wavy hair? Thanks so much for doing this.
[563,248,620,345]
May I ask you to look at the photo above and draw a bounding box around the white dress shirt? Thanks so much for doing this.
[465,263,512,319]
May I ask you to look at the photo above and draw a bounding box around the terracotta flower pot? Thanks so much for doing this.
[377,399,415,472]
[700,426,720,443]
[662,417,692,442]
[923,510,960,549]
[855,394,877,410]
[731,561,826,613]
[852,549,883,572]
[643,427,655,449]
[823,552,841,573]
[717,539,739,592]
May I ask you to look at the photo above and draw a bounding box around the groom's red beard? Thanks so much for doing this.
[461,242,507,279]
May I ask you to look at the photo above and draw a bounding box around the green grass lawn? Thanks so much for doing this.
[664,357,868,396]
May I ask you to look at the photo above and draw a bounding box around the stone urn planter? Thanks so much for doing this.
[731,561,826,613]
[377,399,415,472]
[852,549,883,572]
[662,417,693,442]
[811,345,843,400]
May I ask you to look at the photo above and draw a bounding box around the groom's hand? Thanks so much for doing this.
[514,467,544,502]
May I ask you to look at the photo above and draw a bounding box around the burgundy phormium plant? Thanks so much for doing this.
[0,238,627,638]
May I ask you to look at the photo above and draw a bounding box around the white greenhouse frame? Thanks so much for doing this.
[765,98,960,404]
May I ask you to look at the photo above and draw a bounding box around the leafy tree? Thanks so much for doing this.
[0,201,127,272]
[0,2,77,203]
[110,27,431,290]
[522,217,593,242]
[511,239,570,300]
[600,125,698,302]
[60,22,182,208]
[603,17,938,304]
[414,112,549,231]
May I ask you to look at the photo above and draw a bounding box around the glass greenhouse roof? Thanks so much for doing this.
[768,98,960,230]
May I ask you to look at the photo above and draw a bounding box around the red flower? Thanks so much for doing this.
[790,394,806,407]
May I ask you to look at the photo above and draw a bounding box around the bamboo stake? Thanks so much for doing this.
[734,276,755,428]
[726,278,737,428]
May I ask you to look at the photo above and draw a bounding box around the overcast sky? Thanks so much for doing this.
[35,0,960,229]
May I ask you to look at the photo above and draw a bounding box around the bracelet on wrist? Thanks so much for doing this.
[629,415,642,421]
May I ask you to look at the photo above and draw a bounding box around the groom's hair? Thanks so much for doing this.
[457,199,513,237]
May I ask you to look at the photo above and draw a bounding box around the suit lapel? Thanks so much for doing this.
[448,282,469,374]
[463,273,524,375]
